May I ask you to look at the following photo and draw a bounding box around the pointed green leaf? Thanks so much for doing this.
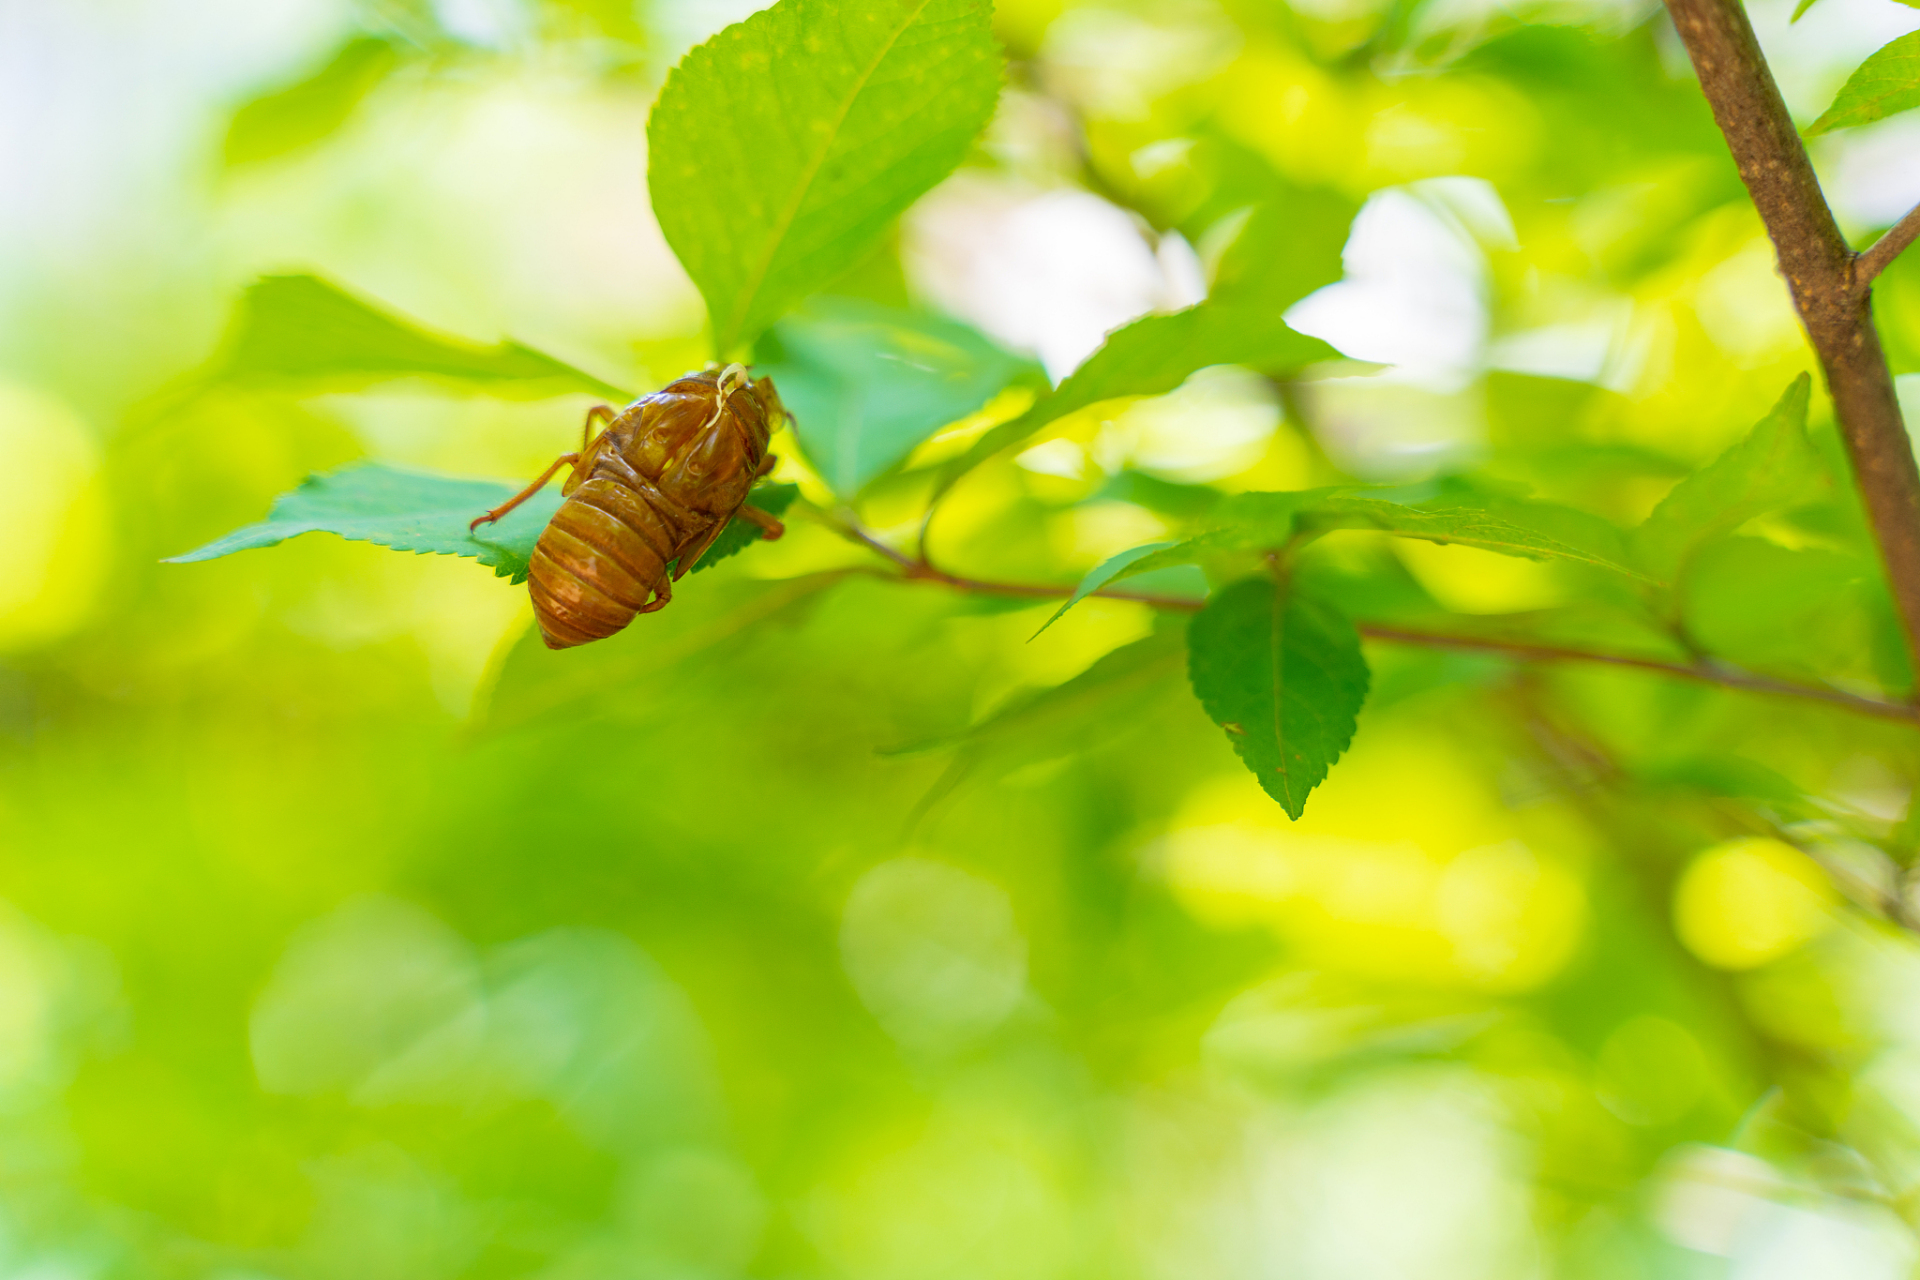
[1188,577,1369,820]
[648,0,1002,356]
[165,464,796,584]
[1808,31,1920,135]
[1036,491,1336,631]
[1032,542,1176,639]
[223,36,400,167]
[755,297,1042,497]
[1630,375,1823,579]
[210,276,629,399]
[933,302,1339,498]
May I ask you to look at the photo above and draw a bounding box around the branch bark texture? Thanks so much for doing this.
[1664,0,1920,677]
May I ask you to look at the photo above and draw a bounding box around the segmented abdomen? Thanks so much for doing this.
[527,472,710,650]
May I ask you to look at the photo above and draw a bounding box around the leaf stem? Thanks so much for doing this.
[822,510,1920,727]
[1859,201,1920,288]
[1664,0,1920,679]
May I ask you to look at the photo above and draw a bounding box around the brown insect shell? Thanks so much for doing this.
[529,369,780,651]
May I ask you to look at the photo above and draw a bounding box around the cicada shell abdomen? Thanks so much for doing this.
[528,366,780,650]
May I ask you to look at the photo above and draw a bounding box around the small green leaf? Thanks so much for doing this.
[1188,577,1369,819]
[224,36,400,167]
[934,302,1339,497]
[1808,31,1920,135]
[209,276,629,399]
[1032,542,1176,638]
[755,297,1042,497]
[647,0,1002,356]
[1037,490,1334,630]
[1790,0,1823,21]
[166,464,797,584]
[1630,375,1823,580]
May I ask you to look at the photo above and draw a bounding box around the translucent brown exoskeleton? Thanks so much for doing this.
[471,363,788,649]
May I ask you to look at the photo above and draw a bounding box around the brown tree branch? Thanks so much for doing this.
[822,511,1920,727]
[1860,201,1920,287]
[1664,0,1920,680]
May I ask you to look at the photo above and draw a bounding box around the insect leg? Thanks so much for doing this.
[469,453,578,531]
[736,504,785,540]
[752,452,778,479]
[581,404,615,451]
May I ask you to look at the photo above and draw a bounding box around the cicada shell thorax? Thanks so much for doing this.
[529,365,783,650]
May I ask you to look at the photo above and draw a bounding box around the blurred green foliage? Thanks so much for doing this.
[8,0,1920,1276]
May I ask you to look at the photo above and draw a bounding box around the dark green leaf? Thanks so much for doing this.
[224,37,400,167]
[210,275,630,399]
[647,0,1002,355]
[1808,31,1920,134]
[755,297,1042,497]
[1188,577,1369,819]
[166,465,797,584]
[1630,375,1823,580]
[933,303,1339,498]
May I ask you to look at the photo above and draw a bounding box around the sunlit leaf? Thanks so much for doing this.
[1630,375,1823,580]
[165,464,795,583]
[1808,31,1920,135]
[1188,577,1369,819]
[1313,494,1644,578]
[755,297,1042,497]
[210,275,630,399]
[223,36,400,167]
[934,303,1339,498]
[647,0,1001,356]
[1209,186,1359,312]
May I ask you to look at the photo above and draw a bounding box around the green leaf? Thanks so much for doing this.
[209,276,630,399]
[1630,375,1823,580]
[1031,542,1176,638]
[1038,490,1332,631]
[164,464,562,582]
[1808,31,1920,135]
[1309,494,1645,578]
[1790,0,1823,21]
[647,0,1002,356]
[754,297,1042,497]
[165,464,797,584]
[224,36,400,167]
[1187,577,1369,820]
[934,303,1340,498]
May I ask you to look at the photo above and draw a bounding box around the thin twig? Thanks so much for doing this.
[1859,201,1920,288]
[823,511,1920,727]
[1664,0,1920,677]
